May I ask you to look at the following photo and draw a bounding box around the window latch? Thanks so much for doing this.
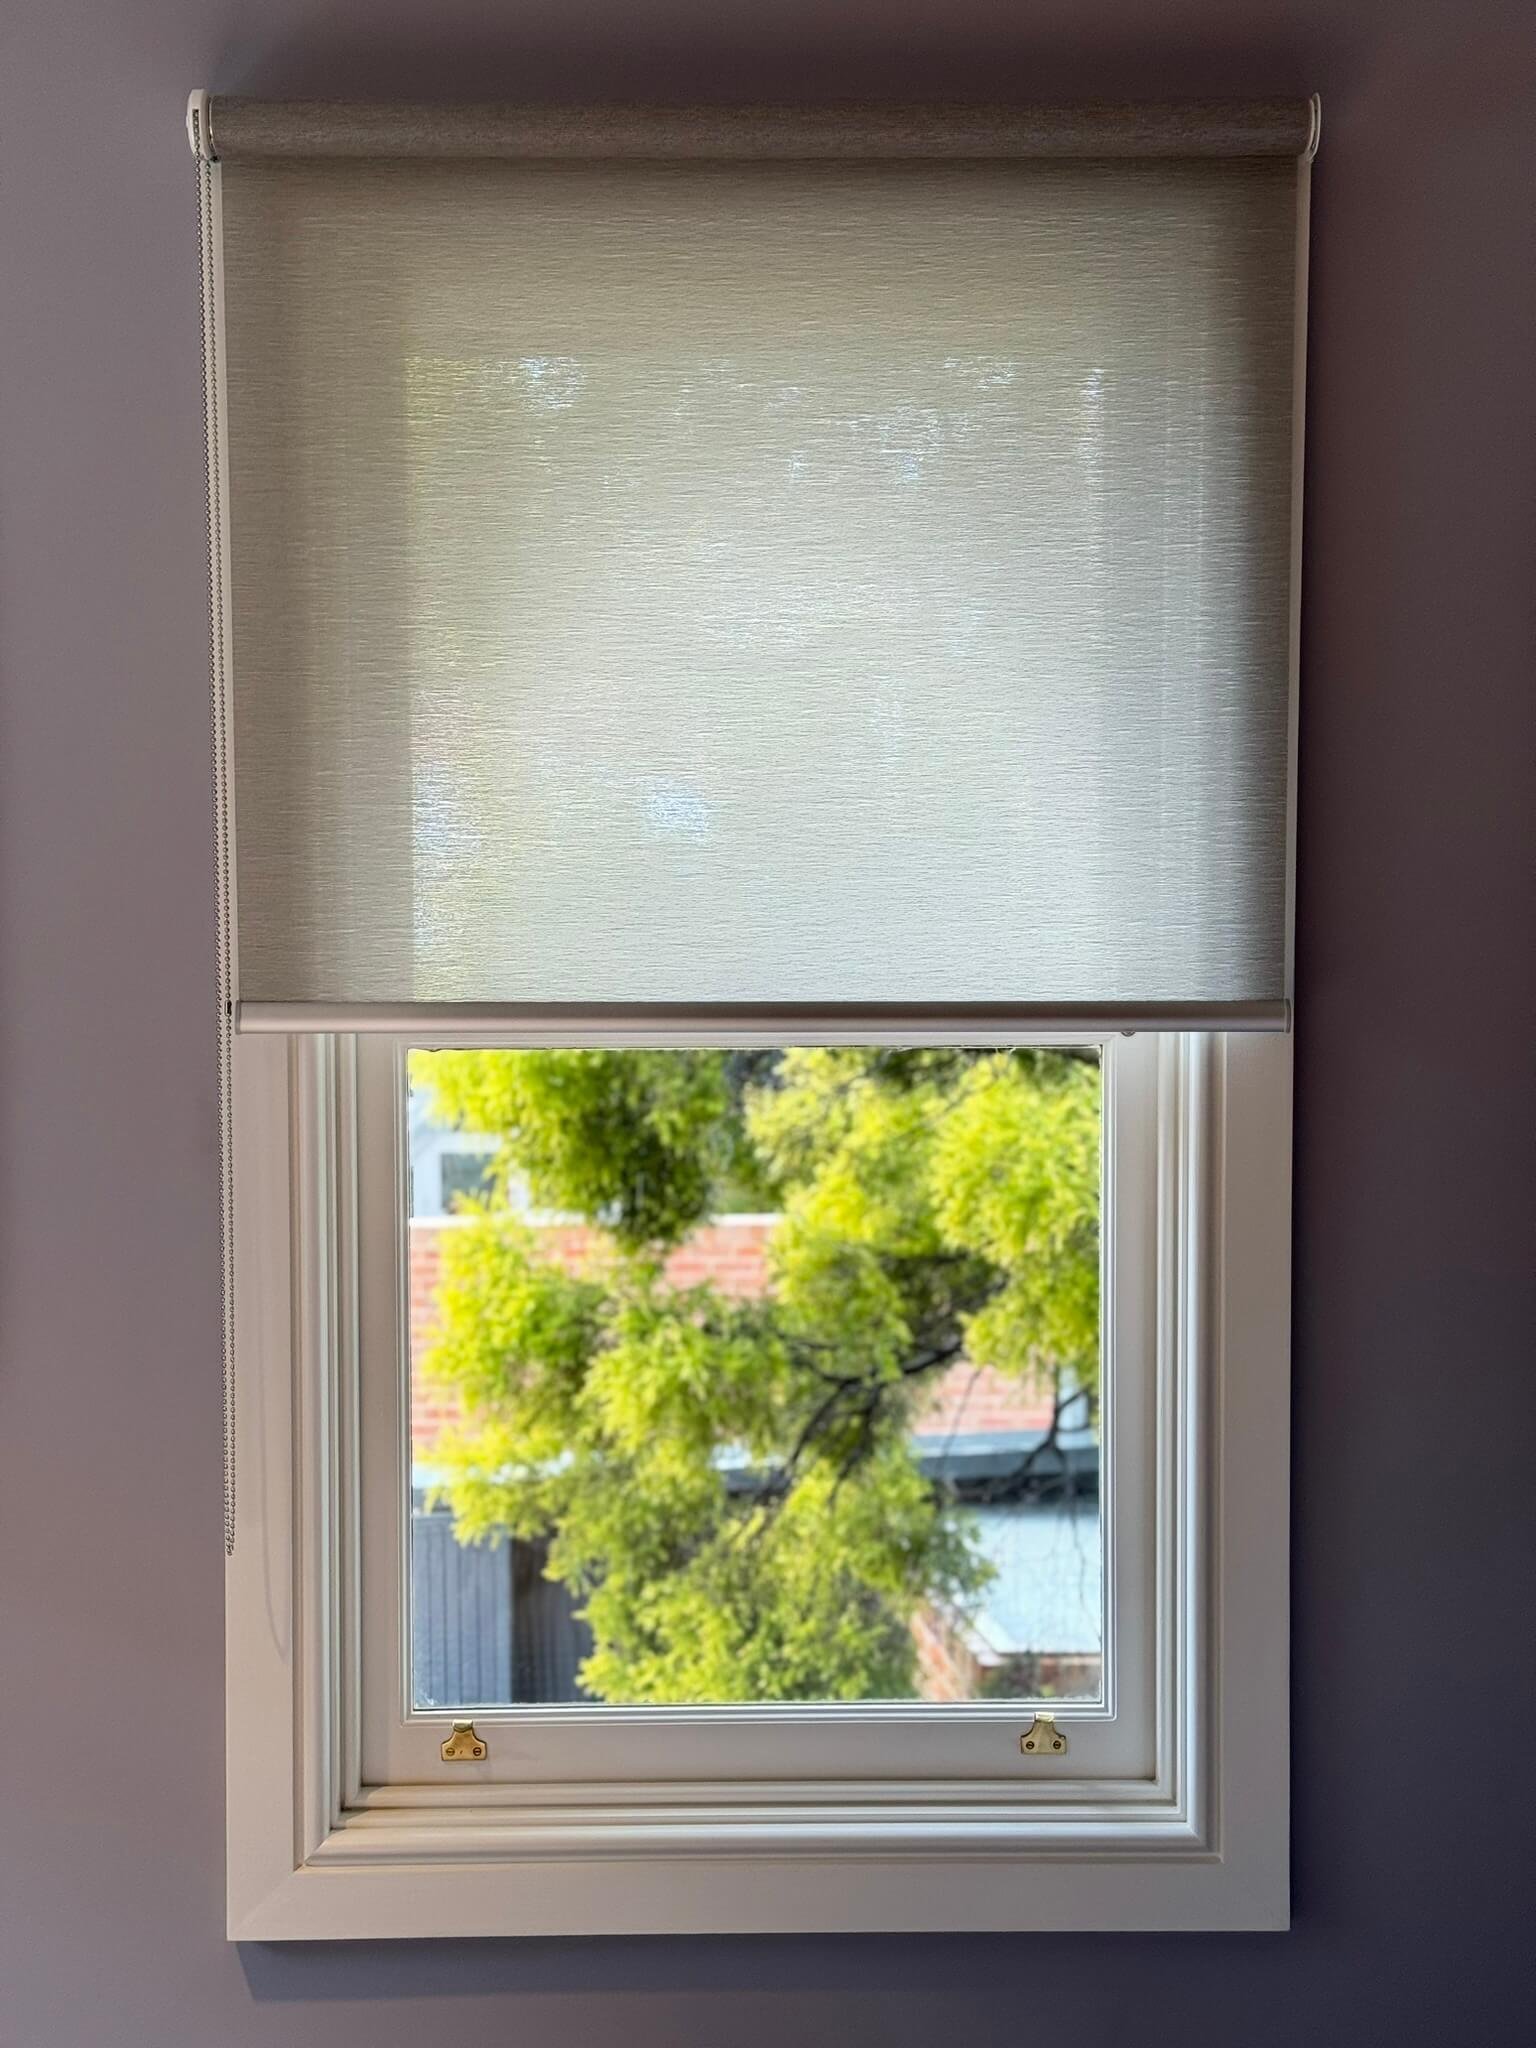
[1019,1713,1067,1757]
[440,1719,488,1763]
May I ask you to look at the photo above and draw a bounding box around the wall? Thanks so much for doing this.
[1,2,1532,2042]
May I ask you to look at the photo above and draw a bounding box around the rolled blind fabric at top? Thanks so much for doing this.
[203,104,1308,1018]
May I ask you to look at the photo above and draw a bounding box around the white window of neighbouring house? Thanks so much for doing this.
[201,92,1311,1940]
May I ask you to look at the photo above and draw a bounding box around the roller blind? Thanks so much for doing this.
[193,98,1312,1029]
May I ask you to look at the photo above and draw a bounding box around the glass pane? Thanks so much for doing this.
[407,1046,1102,1707]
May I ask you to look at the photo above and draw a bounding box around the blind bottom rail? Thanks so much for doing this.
[234,1000,1290,1038]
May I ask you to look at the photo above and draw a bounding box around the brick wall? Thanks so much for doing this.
[410,1217,1053,1454]
[911,1599,981,1702]
[912,1601,1102,1703]
[916,1362,1055,1438]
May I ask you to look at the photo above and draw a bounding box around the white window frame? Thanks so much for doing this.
[363,1033,1149,1786]
[226,1027,1290,1939]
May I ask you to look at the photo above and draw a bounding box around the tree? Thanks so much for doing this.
[414,1045,1100,1703]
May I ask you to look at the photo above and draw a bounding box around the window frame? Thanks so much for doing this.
[226,1026,1290,1938]
[361,1034,1141,1782]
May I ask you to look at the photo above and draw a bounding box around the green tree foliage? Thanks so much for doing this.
[415,1046,1100,1703]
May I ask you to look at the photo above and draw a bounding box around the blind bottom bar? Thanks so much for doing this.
[234,1001,1289,1040]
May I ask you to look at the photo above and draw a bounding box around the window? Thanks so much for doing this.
[200,92,1310,1938]
[402,1045,1106,1714]
[229,1025,1290,1936]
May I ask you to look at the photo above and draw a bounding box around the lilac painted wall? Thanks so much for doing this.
[2,3,1533,2042]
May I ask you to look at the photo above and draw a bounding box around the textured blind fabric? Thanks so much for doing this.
[211,140,1304,1016]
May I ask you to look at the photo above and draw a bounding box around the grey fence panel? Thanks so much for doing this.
[411,1505,515,1707]
[511,1542,593,1703]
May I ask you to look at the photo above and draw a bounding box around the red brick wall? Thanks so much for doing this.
[911,1600,982,1702]
[912,1602,1103,1703]
[409,1218,1053,1453]
[411,1218,776,1452]
[915,1364,1055,1438]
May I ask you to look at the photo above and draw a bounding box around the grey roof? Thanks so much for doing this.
[911,1425,1098,1490]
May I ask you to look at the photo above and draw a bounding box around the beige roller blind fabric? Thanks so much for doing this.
[206,113,1306,1020]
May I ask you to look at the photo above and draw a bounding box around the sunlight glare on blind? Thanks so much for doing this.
[217,154,1300,1011]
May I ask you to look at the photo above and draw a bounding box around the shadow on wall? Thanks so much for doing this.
[236,1919,1277,2003]
[214,20,1347,116]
